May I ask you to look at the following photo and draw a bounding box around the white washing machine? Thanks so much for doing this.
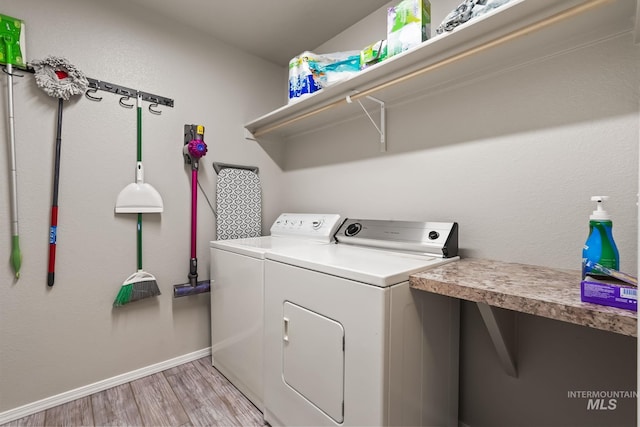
[209,213,342,412]
[263,219,461,427]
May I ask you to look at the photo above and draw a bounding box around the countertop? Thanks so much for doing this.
[410,258,637,337]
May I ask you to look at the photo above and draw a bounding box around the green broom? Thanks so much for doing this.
[113,213,161,306]
[113,95,161,306]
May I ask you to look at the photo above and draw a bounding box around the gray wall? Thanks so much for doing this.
[290,0,638,274]
[281,1,638,426]
[0,1,637,426]
[0,0,285,414]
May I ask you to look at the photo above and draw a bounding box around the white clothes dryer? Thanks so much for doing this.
[263,219,460,427]
[209,213,342,411]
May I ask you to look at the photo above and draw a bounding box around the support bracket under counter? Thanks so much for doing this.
[476,303,518,377]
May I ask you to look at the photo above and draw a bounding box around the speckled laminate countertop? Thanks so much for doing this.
[410,258,637,337]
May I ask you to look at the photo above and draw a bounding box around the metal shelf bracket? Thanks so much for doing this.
[346,94,386,152]
[476,303,518,377]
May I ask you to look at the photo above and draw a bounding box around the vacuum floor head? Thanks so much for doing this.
[173,280,210,298]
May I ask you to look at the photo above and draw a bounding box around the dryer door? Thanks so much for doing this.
[282,301,345,423]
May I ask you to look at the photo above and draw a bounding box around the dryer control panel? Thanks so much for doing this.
[270,213,342,243]
[335,218,459,258]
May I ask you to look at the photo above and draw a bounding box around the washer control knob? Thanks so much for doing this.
[345,222,362,236]
[428,231,440,240]
[312,219,323,230]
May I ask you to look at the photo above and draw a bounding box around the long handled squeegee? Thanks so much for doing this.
[1,14,27,278]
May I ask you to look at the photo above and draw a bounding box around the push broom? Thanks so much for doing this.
[173,124,210,298]
[113,94,163,306]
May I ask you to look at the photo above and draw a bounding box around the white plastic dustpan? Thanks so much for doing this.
[115,162,164,213]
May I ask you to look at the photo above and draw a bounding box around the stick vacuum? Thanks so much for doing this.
[173,124,210,298]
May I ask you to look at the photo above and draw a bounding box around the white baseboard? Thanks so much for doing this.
[0,347,211,425]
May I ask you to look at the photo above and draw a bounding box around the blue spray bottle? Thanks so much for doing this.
[582,196,619,278]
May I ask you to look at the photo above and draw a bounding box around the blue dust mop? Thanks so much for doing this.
[174,124,210,298]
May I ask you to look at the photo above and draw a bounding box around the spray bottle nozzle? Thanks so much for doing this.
[590,196,611,220]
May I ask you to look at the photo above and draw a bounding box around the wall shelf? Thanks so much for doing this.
[244,0,637,142]
[410,258,637,377]
[410,258,637,337]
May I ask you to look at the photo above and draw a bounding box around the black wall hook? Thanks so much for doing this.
[85,87,103,101]
[2,66,25,77]
[119,96,134,108]
[149,103,162,115]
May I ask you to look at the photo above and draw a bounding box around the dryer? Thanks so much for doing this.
[263,219,460,426]
[209,213,341,411]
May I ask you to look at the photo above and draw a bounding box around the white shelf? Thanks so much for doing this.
[245,0,637,141]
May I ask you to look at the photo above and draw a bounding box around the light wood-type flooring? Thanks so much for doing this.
[1,356,264,427]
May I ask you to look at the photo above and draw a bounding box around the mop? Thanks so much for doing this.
[31,56,88,286]
[113,94,162,306]
[0,14,26,278]
[173,124,210,298]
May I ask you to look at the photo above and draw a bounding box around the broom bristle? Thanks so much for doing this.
[113,279,161,307]
[129,279,161,303]
[113,283,133,307]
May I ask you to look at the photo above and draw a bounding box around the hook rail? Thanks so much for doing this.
[4,64,174,111]
[86,78,174,111]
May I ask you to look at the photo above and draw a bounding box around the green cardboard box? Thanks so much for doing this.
[387,0,431,58]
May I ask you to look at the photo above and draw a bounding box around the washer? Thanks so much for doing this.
[209,213,342,411]
[263,219,460,427]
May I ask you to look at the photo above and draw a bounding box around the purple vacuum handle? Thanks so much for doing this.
[188,168,198,286]
[191,168,198,259]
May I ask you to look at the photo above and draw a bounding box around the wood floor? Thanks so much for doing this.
[1,356,264,427]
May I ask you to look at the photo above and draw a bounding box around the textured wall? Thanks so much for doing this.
[282,32,639,272]
[280,2,639,426]
[1,1,637,426]
[0,0,285,413]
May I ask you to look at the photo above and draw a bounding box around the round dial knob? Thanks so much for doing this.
[428,231,440,240]
[345,222,362,236]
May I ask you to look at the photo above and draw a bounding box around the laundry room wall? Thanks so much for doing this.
[271,1,639,426]
[0,0,285,415]
[284,0,638,276]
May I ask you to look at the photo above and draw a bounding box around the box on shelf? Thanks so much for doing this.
[288,52,323,103]
[360,40,388,70]
[288,51,361,103]
[387,0,431,58]
[580,276,637,312]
